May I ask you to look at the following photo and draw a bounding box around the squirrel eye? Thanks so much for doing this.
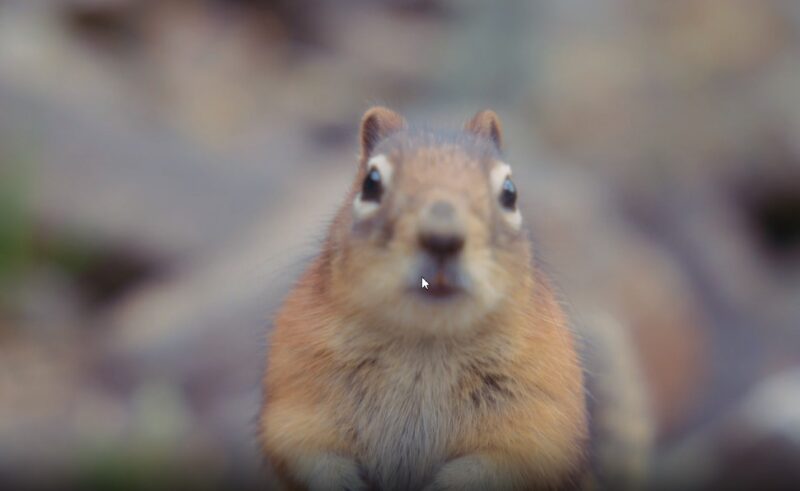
[499,177,517,210]
[361,168,383,203]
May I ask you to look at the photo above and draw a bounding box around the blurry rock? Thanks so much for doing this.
[652,367,800,491]
[0,335,84,486]
[61,0,142,54]
[533,35,644,176]
[3,267,83,335]
[659,180,800,408]
[647,0,788,84]
[740,368,800,447]
[89,157,352,487]
[532,0,798,191]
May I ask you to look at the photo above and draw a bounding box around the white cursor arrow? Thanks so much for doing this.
[421,277,429,290]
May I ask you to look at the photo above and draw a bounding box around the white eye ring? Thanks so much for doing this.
[490,162,521,229]
[353,154,393,219]
[367,154,393,187]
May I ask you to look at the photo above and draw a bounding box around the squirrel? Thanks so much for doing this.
[259,108,590,491]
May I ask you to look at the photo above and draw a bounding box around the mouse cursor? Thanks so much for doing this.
[421,277,429,290]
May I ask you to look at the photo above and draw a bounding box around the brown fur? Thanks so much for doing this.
[260,108,588,490]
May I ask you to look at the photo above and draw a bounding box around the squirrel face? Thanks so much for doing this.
[327,108,532,338]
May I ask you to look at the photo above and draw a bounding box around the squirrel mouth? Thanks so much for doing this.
[427,268,459,297]
[416,258,464,299]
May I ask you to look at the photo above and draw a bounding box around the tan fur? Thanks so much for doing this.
[260,108,588,490]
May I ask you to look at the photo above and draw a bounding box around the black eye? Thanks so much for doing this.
[499,177,517,210]
[361,168,383,202]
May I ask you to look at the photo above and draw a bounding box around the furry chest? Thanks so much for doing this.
[342,356,459,490]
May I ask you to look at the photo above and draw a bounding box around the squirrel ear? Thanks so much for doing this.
[360,106,406,162]
[465,109,503,151]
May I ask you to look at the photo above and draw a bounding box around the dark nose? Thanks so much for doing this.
[418,200,465,259]
[419,232,465,259]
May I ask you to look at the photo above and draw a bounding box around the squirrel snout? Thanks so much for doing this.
[418,200,466,259]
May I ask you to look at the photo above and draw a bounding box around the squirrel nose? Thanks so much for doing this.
[418,200,465,259]
[419,232,465,258]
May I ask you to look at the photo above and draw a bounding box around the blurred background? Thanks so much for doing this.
[1,0,800,489]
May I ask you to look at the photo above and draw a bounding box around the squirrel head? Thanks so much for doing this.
[326,107,532,338]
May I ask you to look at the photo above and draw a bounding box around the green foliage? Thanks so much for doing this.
[72,447,219,491]
[0,154,33,293]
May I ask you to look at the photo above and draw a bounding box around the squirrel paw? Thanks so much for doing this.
[302,454,368,491]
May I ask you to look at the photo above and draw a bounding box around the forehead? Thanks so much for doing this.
[372,129,500,186]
